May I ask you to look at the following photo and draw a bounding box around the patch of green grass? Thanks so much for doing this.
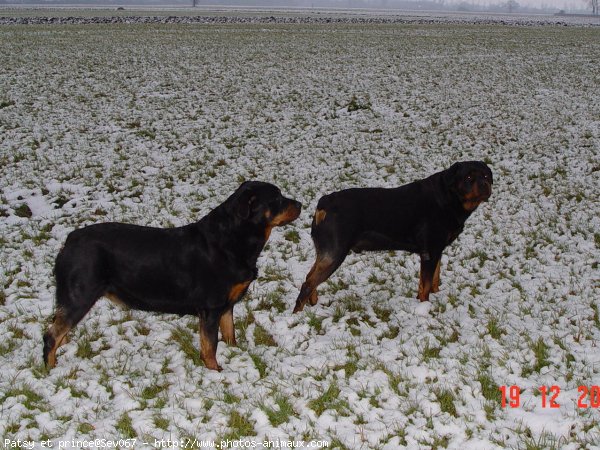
[468,304,476,317]
[333,347,360,379]
[487,317,506,339]
[326,278,350,295]
[234,310,255,347]
[53,194,70,208]
[76,338,94,359]
[329,437,350,449]
[515,429,567,450]
[75,329,109,360]
[338,293,363,313]
[434,389,458,418]
[14,204,32,218]
[69,384,89,399]
[223,391,240,405]
[346,94,372,112]
[530,337,550,373]
[284,229,301,243]
[381,325,400,340]
[250,352,268,378]
[384,368,405,396]
[445,328,460,344]
[153,415,170,430]
[430,434,451,449]
[332,305,346,323]
[254,323,277,347]
[422,340,441,360]
[6,323,29,339]
[170,325,202,366]
[306,312,325,334]
[262,395,297,426]
[591,302,599,329]
[256,287,287,313]
[32,227,52,245]
[222,411,255,440]
[135,129,156,139]
[125,120,141,129]
[77,423,95,434]
[368,273,386,285]
[1,384,44,410]
[308,382,350,416]
[5,421,20,433]
[477,372,499,403]
[135,323,151,336]
[259,265,289,282]
[115,412,136,438]
[141,382,169,401]
[372,304,392,322]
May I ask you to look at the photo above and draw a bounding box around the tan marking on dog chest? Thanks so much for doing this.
[228,281,252,303]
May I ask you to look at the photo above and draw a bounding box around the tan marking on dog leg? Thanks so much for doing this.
[309,289,319,306]
[57,334,70,348]
[294,255,335,312]
[199,318,222,372]
[219,308,236,346]
[417,268,432,302]
[431,260,441,293]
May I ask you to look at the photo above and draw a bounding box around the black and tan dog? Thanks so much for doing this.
[294,161,492,312]
[44,181,301,371]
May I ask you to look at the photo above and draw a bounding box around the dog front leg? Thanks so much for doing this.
[417,253,441,302]
[431,259,441,293]
[199,310,222,371]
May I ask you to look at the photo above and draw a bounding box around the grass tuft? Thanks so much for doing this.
[222,411,255,440]
[308,382,350,416]
[262,395,297,426]
[115,412,136,438]
[170,325,202,366]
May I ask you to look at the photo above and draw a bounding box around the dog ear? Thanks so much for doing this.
[442,162,460,189]
[236,191,257,220]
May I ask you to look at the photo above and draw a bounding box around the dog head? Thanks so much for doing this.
[232,181,302,228]
[444,161,493,212]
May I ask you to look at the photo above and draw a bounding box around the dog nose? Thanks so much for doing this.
[480,180,492,198]
[293,200,302,211]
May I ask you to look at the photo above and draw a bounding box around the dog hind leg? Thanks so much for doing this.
[44,259,105,368]
[294,251,346,313]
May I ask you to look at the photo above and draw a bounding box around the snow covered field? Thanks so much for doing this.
[1,17,599,449]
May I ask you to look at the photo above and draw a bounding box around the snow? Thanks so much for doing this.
[0,8,599,449]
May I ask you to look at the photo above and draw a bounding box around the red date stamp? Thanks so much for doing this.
[499,386,600,409]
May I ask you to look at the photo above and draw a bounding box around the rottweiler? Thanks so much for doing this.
[44,181,301,371]
[294,161,492,312]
